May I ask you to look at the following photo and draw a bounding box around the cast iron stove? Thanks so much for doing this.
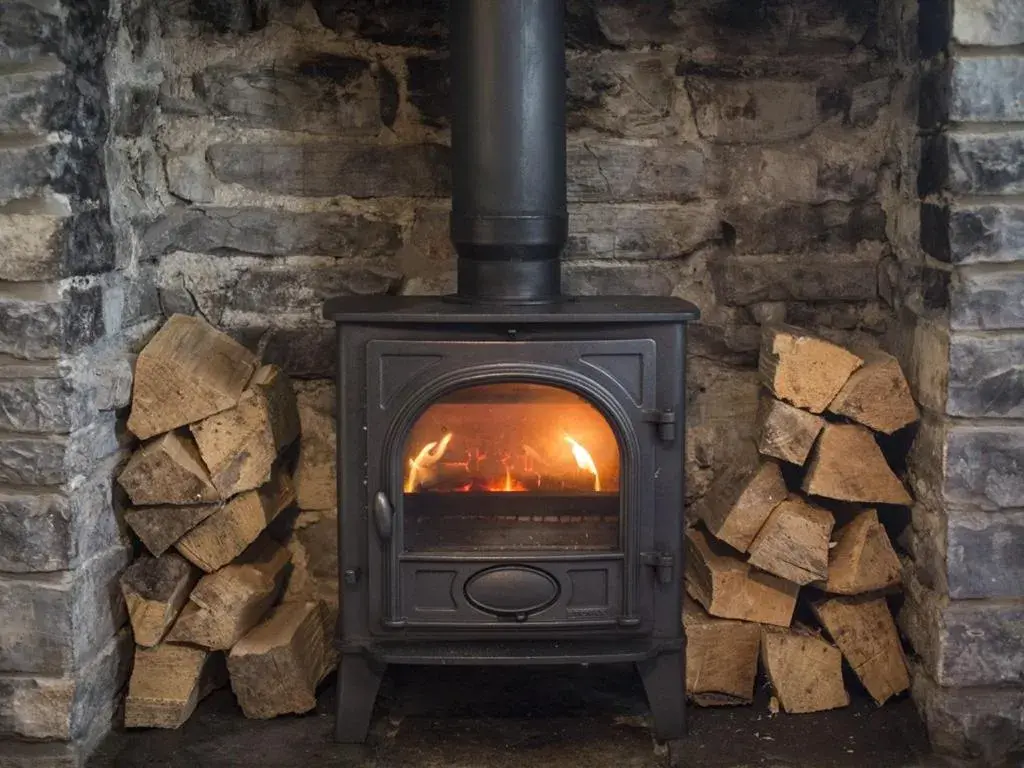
[325,0,699,743]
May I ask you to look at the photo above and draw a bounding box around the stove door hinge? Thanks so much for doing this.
[642,409,677,443]
[641,551,675,586]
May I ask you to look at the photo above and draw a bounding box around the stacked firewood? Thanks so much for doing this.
[684,324,919,714]
[115,314,338,728]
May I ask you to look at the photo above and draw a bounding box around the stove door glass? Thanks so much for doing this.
[401,382,621,552]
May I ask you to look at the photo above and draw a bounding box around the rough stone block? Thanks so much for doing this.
[567,203,719,261]
[563,261,685,297]
[567,52,679,138]
[945,132,1024,196]
[688,79,820,144]
[142,207,401,261]
[0,137,53,202]
[713,243,883,305]
[953,0,1024,45]
[945,423,1024,510]
[947,509,1024,600]
[0,60,64,134]
[313,0,448,47]
[157,253,401,329]
[951,56,1024,122]
[207,142,451,199]
[0,283,104,360]
[722,202,886,255]
[947,333,1024,419]
[185,56,396,133]
[229,324,335,379]
[901,577,1024,688]
[567,139,705,202]
[0,630,130,742]
[0,545,129,675]
[951,268,1024,330]
[0,416,119,487]
[924,203,1024,265]
[0,1,64,64]
[0,461,126,573]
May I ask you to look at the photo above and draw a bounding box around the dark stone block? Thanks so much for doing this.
[112,86,158,138]
[951,267,1024,330]
[0,1,62,62]
[407,55,449,129]
[918,134,949,197]
[0,544,129,675]
[0,139,54,202]
[567,202,720,261]
[712,246,883,305]
[918,0,952,57]
[951,56,1024,122]
[0,376,75,434]
[946,132,1024,196]
[563,261,681,297]
[0,286,107,360]
[208,142,451,198]
[948,333,1024,418]
[687,78,820,144]
[0,417,118,487]
[0,64,66,135]
[60,209,116,276]
[947,509,1024,599]
[229,324,335,378]
[143,207,402,260]
[921,265,951,311]
[721,202,886,255]
[567,140,705,202]
[918,61,950,129]
[920,204,951,262]
[188,56,388,134]
[312,0,449,48]
[953,0,1024,46]
[945,424,1024,509]
[938,601,1024,687]
[191,0,270,33]
[912,669,1024,763]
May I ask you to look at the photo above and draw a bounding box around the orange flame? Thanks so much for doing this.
[405,432,453,493]
[565,435,601,492]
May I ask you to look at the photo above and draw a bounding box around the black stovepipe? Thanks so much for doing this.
[450,0,568,303]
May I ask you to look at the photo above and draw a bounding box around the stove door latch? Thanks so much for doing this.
[373,491,393,541]
[641,551,675,585]
[642,409,676,443]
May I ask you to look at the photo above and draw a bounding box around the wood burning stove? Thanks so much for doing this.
[324,0,698,743]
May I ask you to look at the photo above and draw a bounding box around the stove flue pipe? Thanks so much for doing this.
[450,0,567,303]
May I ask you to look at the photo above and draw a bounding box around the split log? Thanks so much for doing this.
[191,365,300,498]
[756,396,826,466]
[811,595,910,705]
[759,324,863,414]
[802,423,913,505]
[117,432,220,507]
[176,470,295,572]
[127,313,260,440]
[684,527,799,627]
[747,496,834,586]
[119,553,199,648]
[683,596,761,706]
[167,536,291,651]
[294,399,337,511]
[761,626,850,714]
[124,503,220,557]
[819,509,902,595]
[228,601,338,719]
[124,644,227,729]
[691,460,788,552]
[828,349,919,435]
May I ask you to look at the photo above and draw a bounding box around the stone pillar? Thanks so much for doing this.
[905,0,1024,761]
[0,1,159,765]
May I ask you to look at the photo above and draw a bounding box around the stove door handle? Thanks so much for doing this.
[373,491,394,541]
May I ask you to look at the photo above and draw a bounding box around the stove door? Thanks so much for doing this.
[366,339,668,632]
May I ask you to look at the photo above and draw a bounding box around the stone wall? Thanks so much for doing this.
[145,0,905,505]
[0,1,160,765]
[897,0,1024,761]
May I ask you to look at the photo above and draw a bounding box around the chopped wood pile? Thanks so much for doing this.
[685,324,918,714]
[117,314,339,728]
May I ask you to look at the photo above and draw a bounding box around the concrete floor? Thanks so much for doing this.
[90,664,936,768]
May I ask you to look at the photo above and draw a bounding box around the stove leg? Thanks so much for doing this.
[335,654,385,743]
[636,650,686,741]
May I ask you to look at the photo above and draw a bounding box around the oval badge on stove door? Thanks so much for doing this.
[464,566,560,619]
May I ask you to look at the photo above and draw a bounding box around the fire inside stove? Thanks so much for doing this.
[401,383,621,552]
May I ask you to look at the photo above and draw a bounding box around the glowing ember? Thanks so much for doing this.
[565,435,601,492]
[405,432,453,493]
